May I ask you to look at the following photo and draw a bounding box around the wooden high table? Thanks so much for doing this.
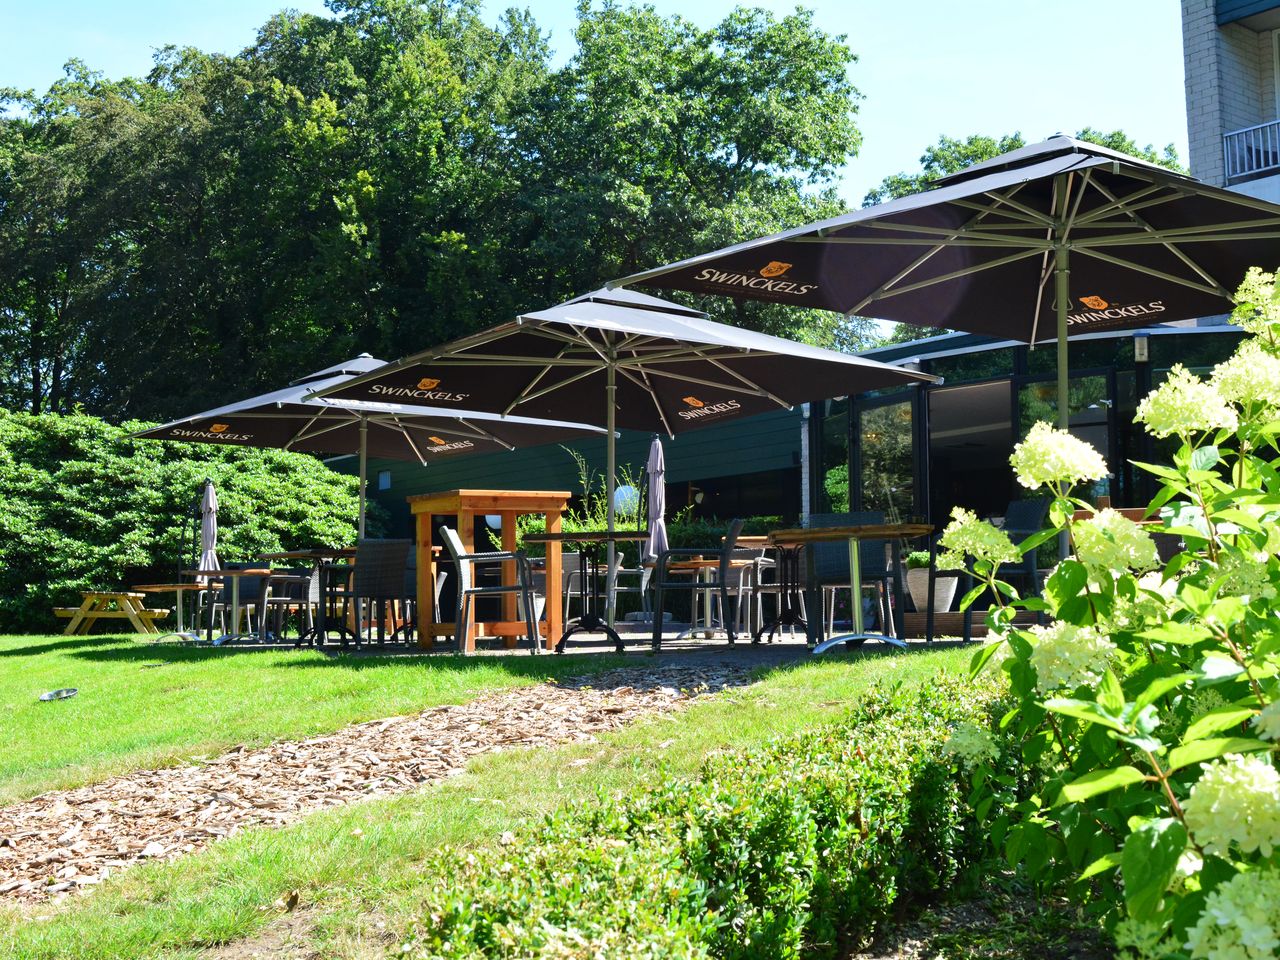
[408,489,571,652]
[765,523,932,654]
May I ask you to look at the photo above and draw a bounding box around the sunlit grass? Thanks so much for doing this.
[0,646,970,959]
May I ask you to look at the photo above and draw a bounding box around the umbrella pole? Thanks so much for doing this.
[1055,245,1070,431]
[605,363,617,627]
[358,416,368,540]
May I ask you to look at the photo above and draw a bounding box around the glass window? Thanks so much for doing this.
[1017,374,1112,504]
[377,469,392,491]
[928,381,1013,521]
[1025,336,1135,375]
[860,399,915,521]
[1149,332,1242,377]
[818,398,850,512]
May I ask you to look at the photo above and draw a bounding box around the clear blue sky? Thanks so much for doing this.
[0,0,1188,203]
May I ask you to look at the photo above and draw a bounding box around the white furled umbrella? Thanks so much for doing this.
[644,436,668,562]
[197,480,219,583]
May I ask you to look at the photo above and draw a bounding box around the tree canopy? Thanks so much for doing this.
[0,0,871,420]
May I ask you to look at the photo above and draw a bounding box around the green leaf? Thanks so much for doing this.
[1134,672,1196,710]
[1190,445,1221,471]
[1184,707,1257,742]
[1058,765,1146,804]
[968,640,1006,679]
[1166,737,1270,773]
[1044,698,1128,733]
[958,582,986,612]
[1097,669,1125,714]
[1121,818,1187,921]
[1079,850,1122,880]
[1199,655,1245,682]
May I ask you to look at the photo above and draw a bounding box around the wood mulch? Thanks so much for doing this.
[0,662,756,904]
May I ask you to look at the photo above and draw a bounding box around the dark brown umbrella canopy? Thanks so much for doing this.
[311,289,935,434]
[133,355,606,461]
[617,137,1280,342]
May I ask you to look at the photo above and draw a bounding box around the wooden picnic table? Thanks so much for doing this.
[55,591,170,636]
[408,489,571,653]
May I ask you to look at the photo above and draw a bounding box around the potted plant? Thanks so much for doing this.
[904,550,957,613]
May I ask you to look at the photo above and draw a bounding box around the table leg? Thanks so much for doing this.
[811,536,907,655]
[501,511,518,650]
[544,512,562,651]
[62,596,91,636]
[416,514,435,650]
[230,578,242,642]
[123,595,151,634]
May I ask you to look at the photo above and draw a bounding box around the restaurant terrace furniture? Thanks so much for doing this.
[185,566,272,645]
[764,522,932,654]
[54,591,170,636]
[409,490,570,652]
[342,539,414,647]
[524,531,650,653]
[807,512,900,638]
[441,527,541,654]
[132,582,211,642]
[651,519,746,649]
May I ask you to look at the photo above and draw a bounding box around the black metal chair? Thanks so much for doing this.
[807,511,899,638]
[440,526,540,653]
[651,518,746,648]
[340,538,413,647]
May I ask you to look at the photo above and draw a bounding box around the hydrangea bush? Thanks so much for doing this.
[937,267,1280,959]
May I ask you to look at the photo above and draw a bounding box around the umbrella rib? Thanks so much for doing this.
[866,247,1047,304]
[1074,218,1280,246]
[457,419,516,451]
[979,190,1056,226]
[949,198,1050,226]
[617,365,675,437]
[830,221,1051,245]
[390,416,430,465]
[693,351,792,409]
[504,365,600,412]
[501,343,576,416]
[282,410,332,449]
[1071,184,1167,226]
[1072,247,1224,297]
[289,417,358,446]
[845,186,1046,315]
[1084,179,1233,298]
[635,366,785,399]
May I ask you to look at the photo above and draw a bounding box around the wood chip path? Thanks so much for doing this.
[0,662,755,903]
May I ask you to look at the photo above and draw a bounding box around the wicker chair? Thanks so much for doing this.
[651,519,746,648]
[340,539,413,647]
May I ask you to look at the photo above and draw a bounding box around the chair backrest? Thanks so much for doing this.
[560,552,581,590]
[1002,498,1049,538]
[440,527,470,595]
[218,562,267,604]
[807,511,887,584]
[352,538,412,599]
[717,519,746,584]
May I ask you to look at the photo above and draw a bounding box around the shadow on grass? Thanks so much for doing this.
[0,635,125,658]
[66,642,633,678]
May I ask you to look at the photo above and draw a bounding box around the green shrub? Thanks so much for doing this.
[0,408,366,632]
[405,673,1001,958]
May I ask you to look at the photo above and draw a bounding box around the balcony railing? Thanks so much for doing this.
[1224,119,1280,180]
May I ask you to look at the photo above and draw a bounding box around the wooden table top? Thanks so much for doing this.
[133,583,212,592]
[767,523,933,546]
[524,530,651,543]
[407,489,571,513]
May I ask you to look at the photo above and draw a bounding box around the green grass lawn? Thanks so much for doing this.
[0,634,628,804]
[0,645,970,960]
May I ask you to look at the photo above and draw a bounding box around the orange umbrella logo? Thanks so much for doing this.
[1079,295,1109,310]
[683,396,705,408]
[417,377,441,390]
[209,424,229,433]
[760,261,793,278]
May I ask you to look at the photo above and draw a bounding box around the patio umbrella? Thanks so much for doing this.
[135,355,606,538]
[197,480,219,584]
[644,436,668,562]
[309,289,935,617]
[614,135,1280,428]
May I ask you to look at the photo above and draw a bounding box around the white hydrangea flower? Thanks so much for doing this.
[1073,508,1160,573]
[1212,339,1280,412]
[1213,548,1278,602]
[1252,700,1280,742]
[1135,365,1239,439]
[1230,266,1280,336]
[1186,865,1280,960]
[942,722,1001,766]
[1010,421,1107,491]
[935,506,1020,571]
[1184,754,1280,858]
[1027,621,1116,694]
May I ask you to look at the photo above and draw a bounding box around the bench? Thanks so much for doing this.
[54,592,171,635]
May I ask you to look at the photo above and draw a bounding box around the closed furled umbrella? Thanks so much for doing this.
[615,135,1280,429]
[135,355,606,537]
[197,480,219,584]
[644,436,668,562]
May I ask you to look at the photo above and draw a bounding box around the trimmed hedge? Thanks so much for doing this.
[0,409,368,632]
[406,673,1001,958]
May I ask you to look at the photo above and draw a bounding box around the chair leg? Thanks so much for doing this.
[651,580,664,650]
[456,593,470,655]
[720,583,736,645]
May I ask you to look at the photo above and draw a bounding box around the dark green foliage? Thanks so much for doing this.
[0,0,873,421]
[0,409,363,631]
[406,674,999,958]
